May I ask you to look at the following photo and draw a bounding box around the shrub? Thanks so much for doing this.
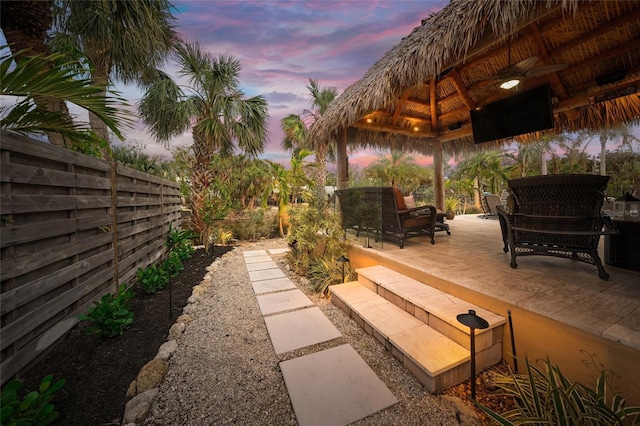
[307,257,357,295]
[77,284,133,339]
[476,357,640,425]
[166,226,196,260]
[0,375,65,426]
[161,251,184,278]
[225,208,278,241]
[136,264,169,294]
[210,227,234,245]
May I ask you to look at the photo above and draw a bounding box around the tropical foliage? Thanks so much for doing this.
[50,0,177,142]
[1,48,129,154]
[140,41,269,247]
[477,357,640,425]
[362,150,433,193]
[281,79,339,205]
[0,375,65,426]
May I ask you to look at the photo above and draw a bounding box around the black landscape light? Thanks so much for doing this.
[336,255,350,283]
[457,309,489,400]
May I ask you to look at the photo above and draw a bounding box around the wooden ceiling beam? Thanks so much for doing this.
[554,77,640,114]
[526,24,569,100]
[447,69,476,110]
[392,90,412,125]
[560,38,640,78]
[436,128,473,143]
[430,77,438,130]
[548,8,640,58]
[354,121,437,138]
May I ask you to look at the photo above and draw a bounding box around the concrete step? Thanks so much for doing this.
[330,282,471,393]
[357,265,506,354]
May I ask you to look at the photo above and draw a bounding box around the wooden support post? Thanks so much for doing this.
[110,161,120,291]
[337,128,348,190]
[433,140,445,212]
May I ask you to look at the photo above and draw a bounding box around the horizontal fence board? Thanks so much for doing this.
[1,233,112,281]
[117,239,166,273]
[1,267,113,351]
[1,132,182,385]
[116,196,163,207]
[116,163,168,184]
[0,216,112,248]
[1,315,78,385]
[118,227,165,256]
[119,247,165,285]
[0,249,114,315]
[0,194,112,214]
[0,163,111,189]
[1,133,110,171]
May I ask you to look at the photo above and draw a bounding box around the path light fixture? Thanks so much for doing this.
[456,309,489,400]
[336,255,350,283]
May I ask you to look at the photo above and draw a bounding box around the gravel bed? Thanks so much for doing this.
[143,239,477,425]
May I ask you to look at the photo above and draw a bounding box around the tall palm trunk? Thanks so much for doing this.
[1,0,71,146]
[87,56,112,146]
[313,142,329,208]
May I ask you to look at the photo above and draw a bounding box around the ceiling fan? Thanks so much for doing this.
[480,43,569,89]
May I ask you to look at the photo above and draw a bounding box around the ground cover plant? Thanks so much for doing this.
[15,246,232,426]
[0,374,65,426]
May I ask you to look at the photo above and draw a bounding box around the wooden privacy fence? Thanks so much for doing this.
[0,132,182,384]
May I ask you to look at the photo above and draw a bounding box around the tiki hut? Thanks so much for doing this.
[310,0,640,210]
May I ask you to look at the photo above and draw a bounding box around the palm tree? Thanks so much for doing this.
[454,150,508,208]
[593,124,640,175]
[280,79,338,204]
[1,49,129,148]
[289,149,315,204]
[1,0,73,146]
[139,41,268,245]
[363,150,433,192]
[140,41,268,167]
[50,0,177,143]
[263,162,292,237]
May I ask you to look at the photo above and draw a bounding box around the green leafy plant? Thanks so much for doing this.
[161,251,184,278]
[476,357,640,425]
[77,284,134,339]
[165,225,197,260]
[136,265,169,294]
[307,258,357,295]
[0,375,65,426]
[210,227,234,245]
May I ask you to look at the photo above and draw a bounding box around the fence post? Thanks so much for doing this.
[110,161,120,292]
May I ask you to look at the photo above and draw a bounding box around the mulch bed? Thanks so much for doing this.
[19,246,233,426]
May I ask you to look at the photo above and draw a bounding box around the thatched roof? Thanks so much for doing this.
[310,0,640,156]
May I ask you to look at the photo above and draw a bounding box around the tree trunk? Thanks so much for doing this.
[433,141,445,212]
[336,129,348,190]
[88,66,111,148]
[1,0,71,146]
[313,142,328,208]
[473,176,481,209]
[541,151,548,175]
[600,135,607,176]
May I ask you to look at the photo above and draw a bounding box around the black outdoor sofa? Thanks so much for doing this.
[496,174,618,280]
[336,187,438,248]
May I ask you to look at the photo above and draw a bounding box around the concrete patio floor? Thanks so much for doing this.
[347,214,640,350]
[345,214,640,405]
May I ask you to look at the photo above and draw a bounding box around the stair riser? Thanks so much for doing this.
[333,291,503,393]
[378,286,504,352]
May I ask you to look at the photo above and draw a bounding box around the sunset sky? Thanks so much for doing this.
[117,0,449,165]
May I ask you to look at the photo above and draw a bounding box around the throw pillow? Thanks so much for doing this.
[404,196,416,209]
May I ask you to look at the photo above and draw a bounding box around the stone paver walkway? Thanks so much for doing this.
[243,249,398,426]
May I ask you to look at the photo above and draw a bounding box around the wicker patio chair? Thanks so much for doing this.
[481,194,502,219]
[496,174,618,280]
[337,187,437,248]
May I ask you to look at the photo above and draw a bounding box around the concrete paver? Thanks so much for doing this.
[280,344,398,426]
[248,268,286,282]
[251,277,297,295]
[256,288,314,316]
[263,307,342,355]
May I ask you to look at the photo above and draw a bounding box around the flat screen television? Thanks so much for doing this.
[470,84,554,144]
